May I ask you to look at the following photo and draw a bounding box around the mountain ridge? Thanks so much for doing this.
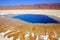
[0,3,60,10]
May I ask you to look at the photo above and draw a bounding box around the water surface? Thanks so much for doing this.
[13,14,59,23]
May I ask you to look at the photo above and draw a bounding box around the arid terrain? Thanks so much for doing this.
[0,16,60,40]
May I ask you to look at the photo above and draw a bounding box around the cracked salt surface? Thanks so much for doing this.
[0,30,60,40]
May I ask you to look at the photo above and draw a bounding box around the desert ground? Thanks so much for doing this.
[0,16,60,40]
[0,10,60,40]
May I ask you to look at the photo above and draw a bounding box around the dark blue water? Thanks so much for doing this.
[13,14,59,23]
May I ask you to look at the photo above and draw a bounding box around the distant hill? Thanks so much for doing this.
[0,3,60,10]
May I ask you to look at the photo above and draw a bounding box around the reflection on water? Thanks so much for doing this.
[13,14,59,23]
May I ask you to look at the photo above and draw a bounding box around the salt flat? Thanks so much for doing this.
[0,10,60,18]
[0,10,60,22]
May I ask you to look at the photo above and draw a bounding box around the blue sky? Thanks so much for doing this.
[0,0,60,6]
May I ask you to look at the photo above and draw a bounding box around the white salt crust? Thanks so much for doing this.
[0,30,60,40]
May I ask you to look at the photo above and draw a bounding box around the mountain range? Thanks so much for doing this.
[0,3,60,10]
